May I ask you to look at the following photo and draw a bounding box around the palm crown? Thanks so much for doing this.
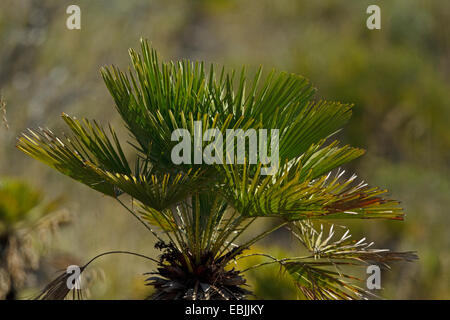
[17,39,416,300]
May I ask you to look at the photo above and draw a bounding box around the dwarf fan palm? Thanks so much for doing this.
[0,179,70,299]
[17,39,417,300]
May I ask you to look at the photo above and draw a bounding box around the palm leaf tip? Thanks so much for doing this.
[283,262,372,300]
[35,266,85,300]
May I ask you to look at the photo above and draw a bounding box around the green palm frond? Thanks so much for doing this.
[220,161,404,221]
[101,40,316,133]
[237,222,417,300]
[297,140,365,180]
[101,41,352,165]
[17,39,416,300]
[278,100,353,160]
[283,261,371,300]
[139,205,177,232]
[17,126,117,197]
[99,168,209,211]
[61,114,132,175]
[17,113,136,197]
[290,221,418,266]
[280,221,417,299]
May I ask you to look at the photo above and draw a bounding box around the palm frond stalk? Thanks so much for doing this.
[17,39,417,300]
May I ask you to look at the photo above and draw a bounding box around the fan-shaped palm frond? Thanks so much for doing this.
[220,161,404,221]
[280,221,418,299]
[290,221,417,266]
[17,39,416,300]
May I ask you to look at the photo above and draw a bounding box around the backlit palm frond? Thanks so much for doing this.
[278,100,354,160]
[220,160,404,221]
[139,191,246,268]
[101,41,213,158]
[138,204,176,233]
[102,39,339,163]
[279,221,417,300]
[283,261,371,300]
[208,66,316,135]
[17,40,416,300]
[35,250,158,300]
[35,266,85,300]
[102,39,316,129]
[96,168,210,211]
[290,221,418,267]
[17,132,111,197]
[297,140,365,180]
[16,114,134,197]
[61,114,132,175]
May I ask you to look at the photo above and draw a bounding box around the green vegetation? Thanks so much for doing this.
[17,40,416,299]
[0,0,448,299]
[0,178,69,299]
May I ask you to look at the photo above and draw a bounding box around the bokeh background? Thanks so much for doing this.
[0,0,449,299]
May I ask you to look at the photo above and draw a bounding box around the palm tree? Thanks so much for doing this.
[0,178,69,300]
[17,39,417,300]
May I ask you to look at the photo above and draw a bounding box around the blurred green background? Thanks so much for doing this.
[0,0,449,299]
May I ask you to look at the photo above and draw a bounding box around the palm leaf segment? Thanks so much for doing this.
[17,39,415,300]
